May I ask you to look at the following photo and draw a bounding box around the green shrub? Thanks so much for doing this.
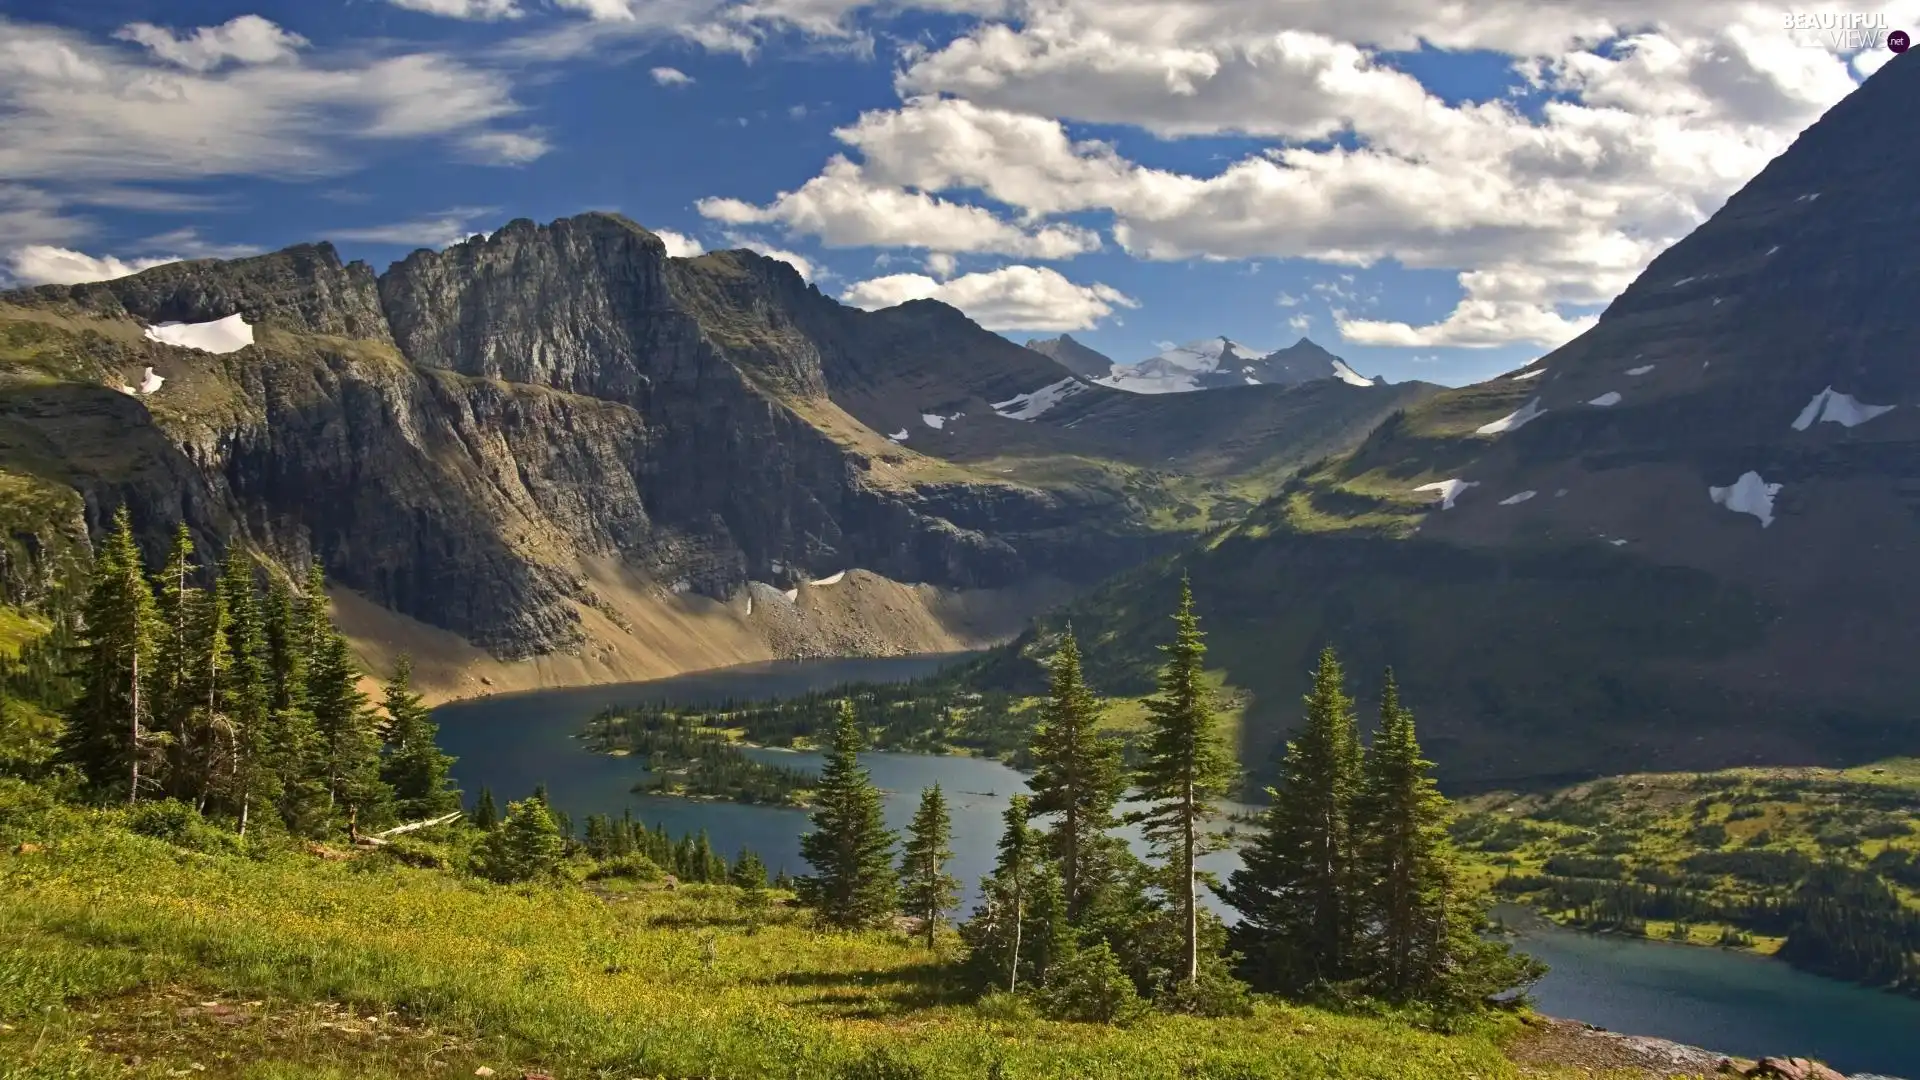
[587,853,663,882]
[1036,943,1146,1024]
[124,799,247,856]
[379,836,455,870]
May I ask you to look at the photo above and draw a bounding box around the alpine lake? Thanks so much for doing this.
[433,654,1920,1079]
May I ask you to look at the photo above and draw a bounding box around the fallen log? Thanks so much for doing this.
[353,811,465,847]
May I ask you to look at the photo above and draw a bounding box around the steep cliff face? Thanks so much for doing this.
[0,211,1415,690]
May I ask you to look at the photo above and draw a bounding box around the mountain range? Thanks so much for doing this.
[0,218,1432,701]
[971,49,1920,789]
[1025,334,1380,394]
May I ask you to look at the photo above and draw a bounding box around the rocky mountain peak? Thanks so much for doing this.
[21,240,392,343]
[1024,333,1116,380]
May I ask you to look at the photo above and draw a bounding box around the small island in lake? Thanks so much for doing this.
[583,705,819,807]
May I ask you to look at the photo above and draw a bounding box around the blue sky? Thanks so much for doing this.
[0,0,1891,386]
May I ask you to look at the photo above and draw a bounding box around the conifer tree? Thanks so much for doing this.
[216,548,275,834]
[473,797,565,883]
[59,507,162,803]
[796,700,898,928]
[307,609,388,826]
[151,523,198,762]
[379,655,459,820]
[263,578,328,833]
[1352,669,1451,999]
[962,794,1076,992]
[1223,646,1364,994]
[1128,578,1237,986]
[731,848,769,889]
[466,787,495,826]
[900,783,960,948]
[177,561,233,811]
[1027,629,1127,920]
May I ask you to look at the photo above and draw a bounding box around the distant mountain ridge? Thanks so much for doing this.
[1094,335,1379,394]
[0,213,1432,701]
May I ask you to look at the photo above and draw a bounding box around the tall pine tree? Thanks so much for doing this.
[900,783,960,948]
[216,548,275,834]
[380,655,459,820]
[1128,577,1237,986]
[263,578,328,834]
[151,523,198,772]
[1027,628,1127,921]
[1223,646,1364,994]
[1352,669,1450,999]
[795,700,898,929]
[303,564,389,827]
[58,507,162,803]
[177,558,234,811]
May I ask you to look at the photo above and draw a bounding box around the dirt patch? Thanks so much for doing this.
[1506,1015,1725,1078]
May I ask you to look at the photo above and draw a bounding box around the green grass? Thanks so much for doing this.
[0,782,1607,1080]
[0,605,47,659]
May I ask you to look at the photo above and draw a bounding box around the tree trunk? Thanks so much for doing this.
[1009,882,1024,994]
[129,638,142,799]
[1184,780,1198,985]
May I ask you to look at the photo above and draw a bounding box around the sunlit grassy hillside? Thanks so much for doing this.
[0,780,1610,1080]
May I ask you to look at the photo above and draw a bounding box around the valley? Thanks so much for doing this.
[4,13,1920,1080]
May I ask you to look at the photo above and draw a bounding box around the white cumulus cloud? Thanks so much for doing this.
[654,228,706,257]
[6,245,180,286]
[842,265,1137,332]
[697,155,1101,258]
[651,66,695,85]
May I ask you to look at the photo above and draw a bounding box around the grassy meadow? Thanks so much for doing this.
[0,779,1623,1080]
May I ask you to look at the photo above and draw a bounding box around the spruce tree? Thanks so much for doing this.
[216,548,275,834]
[900,783,960,948]
[263,578,328,834]
[1223,645,1364,994]
[962,794,1076,993]
[379,655,459,820]
[795,700,899,929]
[151,523,198,772]
[178,563,234,811]
[1128,578,1237,987]
[474,787,503,826]
[1352,671,1544,1008]
[731,848,769,889]
[1352,669,1449,999]
[1027,629,1127,920]
[59,507,162,803]
[308,609,388,827]
[473,797,564,883]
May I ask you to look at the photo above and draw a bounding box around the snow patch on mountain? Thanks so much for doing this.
[813,571,846,586]
[1791,387,1896,431]
[992,377,1089,420]
[1499,490,1537,506]
[1511,367,1546,381]
[1477,397,1546,435]
[887,429,909,442]
[921,413,946,430]
[1414,478,1478,510]
[1589,391,1622,406]
[143,313,253,354]
[1330,359,1376,387]
[1710,472,1782,528]
[1626,365,1655,376]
